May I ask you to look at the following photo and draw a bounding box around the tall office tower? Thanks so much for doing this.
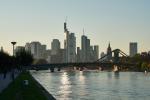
[51,39,60,55]
[94,45,99,61]
[64,22,76,63]
[86,39,91,62]
[81,35,91,62]
[41,45,47,59]
[129,42,138,57]
[69,33,76,62]
[64,21,69,62]
[89,46,95,62]
[81,35,87,62]
[77,47,81,62]
[107,42,112,61]
[30,41,42,59]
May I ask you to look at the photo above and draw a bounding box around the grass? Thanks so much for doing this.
[0,71,48,100]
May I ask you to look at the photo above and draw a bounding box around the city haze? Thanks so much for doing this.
[0,0,150,54]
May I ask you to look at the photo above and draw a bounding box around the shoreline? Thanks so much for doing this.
[0,71,56,100]
[29,72,56,100]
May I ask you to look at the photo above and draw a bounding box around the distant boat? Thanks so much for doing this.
[113,65,119,72]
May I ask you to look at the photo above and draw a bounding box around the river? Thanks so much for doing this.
[31,70,150,100]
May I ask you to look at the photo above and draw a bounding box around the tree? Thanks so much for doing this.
[141,62,148,71]
[0,51,11,72]
[15,49,33,67]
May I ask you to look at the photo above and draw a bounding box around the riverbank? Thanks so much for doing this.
[0,71,56,100]
[0,70,19,93]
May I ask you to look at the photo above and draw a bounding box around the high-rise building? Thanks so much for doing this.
[89,46,95,62]
[50,39,65,63]
[69,33,76,62]
[81,35,87,62]
[81,35,91,62]
[41,45,47,59]
[77,47,81,62]
[130,42,138,57]
[64,22,76,63]
[51,39,60,55]
[94,45,99,61]
[30,41,42,59]
[86,39,91,62]
[25,42,47,59]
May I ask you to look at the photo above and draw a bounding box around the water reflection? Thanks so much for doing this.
[107,72,112,79]
[114,72,120,79]
[59,72,72,99]
[79,71,85,84]
[31,71,150,100]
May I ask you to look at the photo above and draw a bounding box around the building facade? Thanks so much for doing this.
[107,43,112,61]
[64,22,76,63]
[129,42,138,57]
[51,39,60,55]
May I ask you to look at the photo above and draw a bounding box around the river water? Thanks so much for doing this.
[31,70,150,100]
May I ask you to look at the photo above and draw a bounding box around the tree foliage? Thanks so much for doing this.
[15,49,33,66]
[0,49,33,73]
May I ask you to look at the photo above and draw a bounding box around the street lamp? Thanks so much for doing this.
[11,41,17,56]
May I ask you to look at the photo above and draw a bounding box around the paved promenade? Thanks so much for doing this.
[0,70,19,93]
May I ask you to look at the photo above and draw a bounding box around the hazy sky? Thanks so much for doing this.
[0,0,150,55]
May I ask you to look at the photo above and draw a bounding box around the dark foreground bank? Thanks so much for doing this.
[0,71,56,100]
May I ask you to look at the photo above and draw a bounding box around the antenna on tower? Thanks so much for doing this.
[83,28,85,35]
[64,16,68,32]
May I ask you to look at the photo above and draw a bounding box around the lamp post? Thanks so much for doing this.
[11,41,17,81]
[11,42,17,56]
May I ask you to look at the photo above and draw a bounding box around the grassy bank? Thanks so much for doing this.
[0,71,53,100]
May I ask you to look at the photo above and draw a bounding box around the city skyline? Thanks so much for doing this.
[0,0,150,54]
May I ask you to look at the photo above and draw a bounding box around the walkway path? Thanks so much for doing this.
[0,70,20,93]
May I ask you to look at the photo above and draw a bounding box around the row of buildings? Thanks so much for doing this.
[100,42,138,59]
[14,22,139,64]
[15,22,99,63]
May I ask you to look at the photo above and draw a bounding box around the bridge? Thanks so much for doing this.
[26,49,137,72]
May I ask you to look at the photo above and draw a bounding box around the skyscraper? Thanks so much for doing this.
[130,42,138,57]
[94,45,99,61]
[30,41,42,59]
[77,47,81,62]
[64,22,76,63]
[69,33,76,62]
[51,39,60,55]
[81,35,88,62]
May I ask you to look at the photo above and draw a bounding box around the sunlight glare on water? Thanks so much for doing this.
[31,70,150,100]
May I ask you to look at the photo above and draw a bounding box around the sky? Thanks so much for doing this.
[0,0,150,55]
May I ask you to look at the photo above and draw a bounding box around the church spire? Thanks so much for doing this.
[107,42,112,61]
[107,42,112,53]
[108,42,111,48]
